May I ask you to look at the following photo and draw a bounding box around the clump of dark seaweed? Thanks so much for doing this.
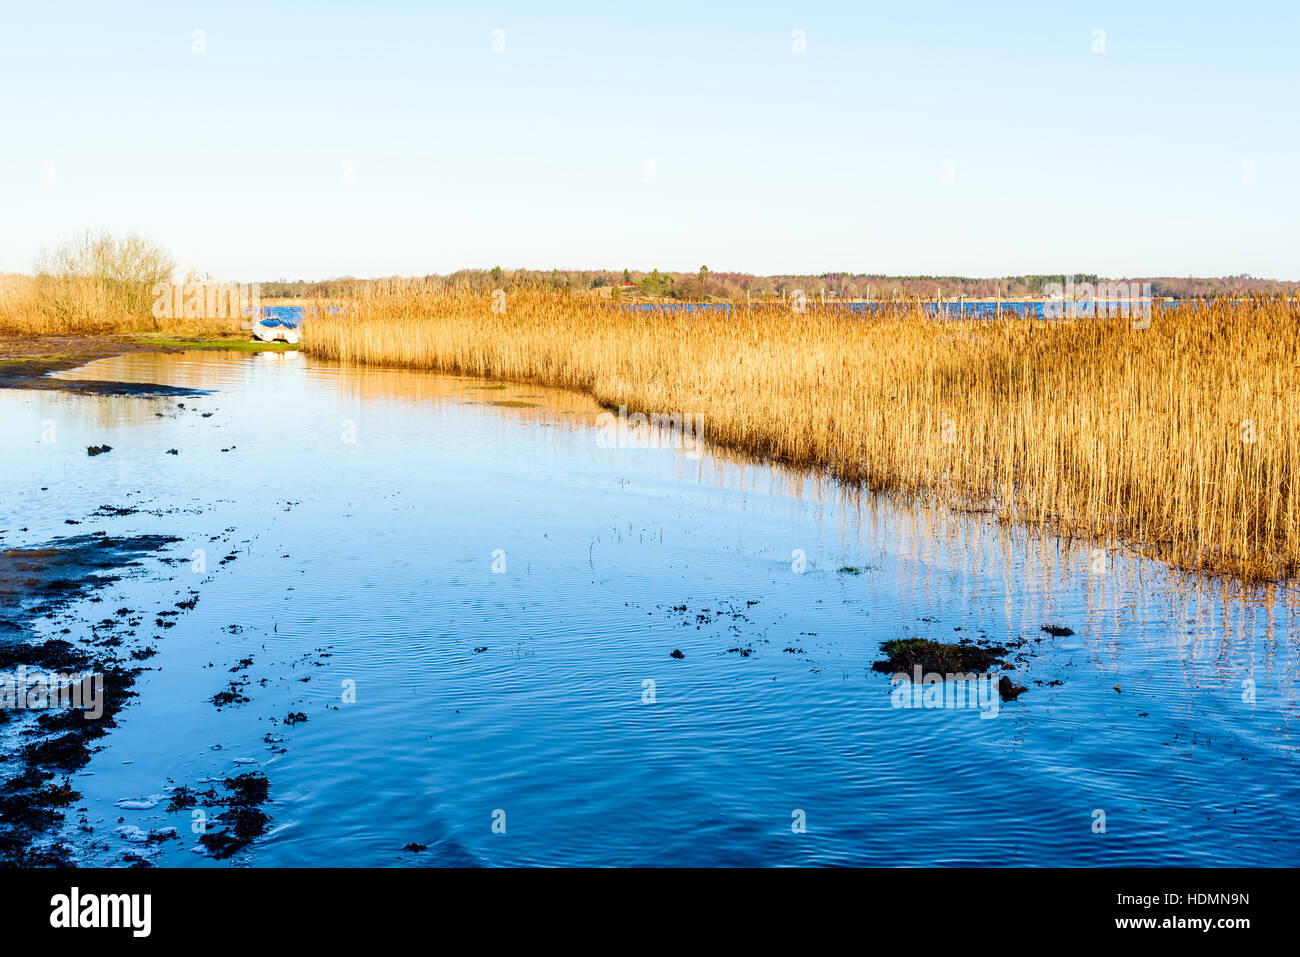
[194,772,271,859]
[871,638,1009,676]
[210,682,250,708]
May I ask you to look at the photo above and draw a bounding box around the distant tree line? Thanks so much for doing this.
[257,269,1295,301]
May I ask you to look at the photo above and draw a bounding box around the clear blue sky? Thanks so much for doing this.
[1,1,1295,280]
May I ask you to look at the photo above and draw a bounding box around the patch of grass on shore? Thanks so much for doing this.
[131,335,298,352]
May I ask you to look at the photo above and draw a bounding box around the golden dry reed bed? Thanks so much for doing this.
[0,272,245,338]
[305,285,1299,584]
[0,233,244,338]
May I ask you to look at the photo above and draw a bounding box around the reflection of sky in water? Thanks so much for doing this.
[2,350,1298,866]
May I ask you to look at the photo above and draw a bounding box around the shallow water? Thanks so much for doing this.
[2,350,1298,866]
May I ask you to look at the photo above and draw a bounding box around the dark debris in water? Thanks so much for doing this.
[871,638,1009,676]
[211,683,251,709]
[186,772,273,860]
[999,676,1028,701]
[167,787,200,812]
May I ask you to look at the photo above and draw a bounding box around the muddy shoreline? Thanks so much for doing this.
[0,336,199,397]
[0,534,182,864]
[0,336,238,397]
[0,338,264,865]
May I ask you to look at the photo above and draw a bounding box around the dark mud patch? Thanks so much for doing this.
[0,661,145,866]
[0,534,181,611]
[0,531,183,867]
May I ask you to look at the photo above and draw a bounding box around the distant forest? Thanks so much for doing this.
[257,269,1294,301]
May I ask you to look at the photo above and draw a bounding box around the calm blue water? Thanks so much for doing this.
[3,351,1298,866]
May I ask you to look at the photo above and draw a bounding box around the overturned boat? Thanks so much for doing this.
[250,316,302,344]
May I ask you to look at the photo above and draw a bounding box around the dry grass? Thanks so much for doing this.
[304,284,1299,583]
[0,273,245,338]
